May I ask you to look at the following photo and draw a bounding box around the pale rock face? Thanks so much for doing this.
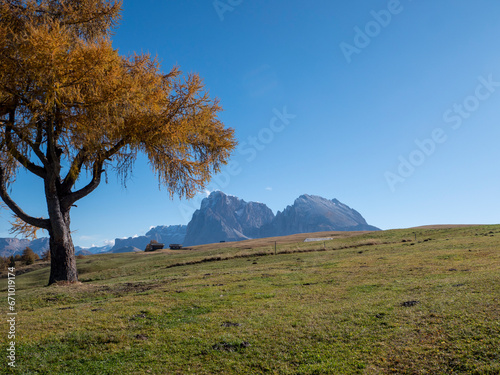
[108,246,142,254]
[183,191,275,246]
[0,237,50,257]
[259,194,379,237]
[0,238,31,257]
[145,225,187,244]
[110,236,151,252]
[183,192,379,246]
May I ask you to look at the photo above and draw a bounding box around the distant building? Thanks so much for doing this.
[145,241,164,252]
[151,243,164,251]
[169,244,182,250]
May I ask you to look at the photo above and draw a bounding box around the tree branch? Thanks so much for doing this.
[60,159,104,210]
[61,139,126,209]
[1,85,31,108]
[5,114,47,179]
[104,138,127,159]
[0,166,51,230]
[9,120,49,168]
[61,148,87,192]
[45,115,60,173]
[34,119,43,147]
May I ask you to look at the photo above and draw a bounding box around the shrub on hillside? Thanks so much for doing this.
[22,247,39,265]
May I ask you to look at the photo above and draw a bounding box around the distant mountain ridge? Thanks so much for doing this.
[0,225,187,257]
[182,192,379,246]
[110,225,187,253]
[0,192,379,256]
[0,237,50,258]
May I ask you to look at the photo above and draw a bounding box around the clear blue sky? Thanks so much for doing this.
[2,0,500,247]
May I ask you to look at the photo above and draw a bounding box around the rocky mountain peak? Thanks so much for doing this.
[260,194,378,237]
[183,191,275,246]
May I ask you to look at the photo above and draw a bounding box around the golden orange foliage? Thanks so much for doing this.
[9,216,43,239]
[0,1,237,232]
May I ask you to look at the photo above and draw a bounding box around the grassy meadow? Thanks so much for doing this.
[1,225,499,374]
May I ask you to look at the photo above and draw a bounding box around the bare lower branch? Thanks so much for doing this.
[61,160,104,209]
[5,119,47,179]
[0,166,51,230]
[61,139,126,208]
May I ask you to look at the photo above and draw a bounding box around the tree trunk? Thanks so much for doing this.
[46,193,78,285]
[48,211,78,285]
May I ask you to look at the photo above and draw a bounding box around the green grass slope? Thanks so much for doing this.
[1,225,499,374]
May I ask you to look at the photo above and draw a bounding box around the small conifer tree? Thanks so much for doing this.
[22,247,39,265]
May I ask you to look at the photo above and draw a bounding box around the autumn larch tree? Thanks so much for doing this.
[0,1,236,285]
[21,246,39,265]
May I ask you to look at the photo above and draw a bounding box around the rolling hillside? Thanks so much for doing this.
[1,225,499,374]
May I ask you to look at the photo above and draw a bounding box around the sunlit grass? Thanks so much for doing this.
[1,225,499,374]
